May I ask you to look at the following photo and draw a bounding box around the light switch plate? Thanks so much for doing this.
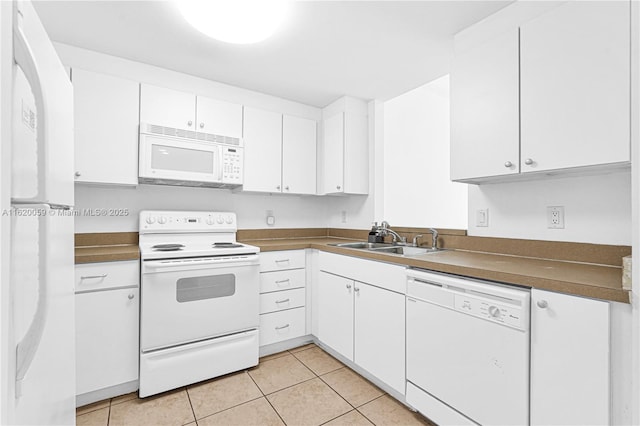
[476,209,489,227]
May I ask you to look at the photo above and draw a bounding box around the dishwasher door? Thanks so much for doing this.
[406,269,530,426]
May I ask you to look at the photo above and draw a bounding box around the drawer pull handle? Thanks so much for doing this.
[275,259,290,264]
[275,279,290,286]
[80,274,108,280]
[346,284,352,289]
[275,298,290,304]
[275,324,290,330]
[354,287,360,293]
[128,293,135,300]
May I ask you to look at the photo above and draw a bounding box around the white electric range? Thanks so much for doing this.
[138,210,260,398]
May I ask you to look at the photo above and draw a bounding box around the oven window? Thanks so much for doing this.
[176,274,235,303]
[151,144,214,174]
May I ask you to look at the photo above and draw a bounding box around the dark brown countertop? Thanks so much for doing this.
[242,237,629,304]
[75,232,139,264]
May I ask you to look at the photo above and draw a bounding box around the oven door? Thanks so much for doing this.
[138,133,222,184]
[140,256,259,352]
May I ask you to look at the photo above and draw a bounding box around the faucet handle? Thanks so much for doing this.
[412,234,424,247]
[429,228,439,249]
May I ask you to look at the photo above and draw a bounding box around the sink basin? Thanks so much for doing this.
[330,241,445,256]
[371,246,442,256]
[331,242,393,249]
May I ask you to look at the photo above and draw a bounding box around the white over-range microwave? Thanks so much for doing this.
[138,123,243,188]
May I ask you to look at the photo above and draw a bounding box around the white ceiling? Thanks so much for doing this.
[33,1,512,107]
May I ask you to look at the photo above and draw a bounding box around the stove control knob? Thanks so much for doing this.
[158,216,167,225]
[206,217,215,225]
[225,215,234,224]
[217,215,224,224]
[146,216,156,224]
[488,306,501,318]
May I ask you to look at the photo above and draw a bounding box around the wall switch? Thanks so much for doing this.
[266,210,275,226]
[341,210,347,223]
[476,209,489,227]
[547,206,564,229]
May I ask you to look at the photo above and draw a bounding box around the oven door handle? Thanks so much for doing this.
[144,257,259,269]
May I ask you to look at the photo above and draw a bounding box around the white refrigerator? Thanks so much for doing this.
[1,0,75,424]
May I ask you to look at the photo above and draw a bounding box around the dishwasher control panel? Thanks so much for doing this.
[454,294,525,329]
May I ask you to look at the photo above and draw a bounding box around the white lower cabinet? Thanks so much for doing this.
[75,261,139,404]
[530,289,610,426]
[317,252,405,395]
[259,250,307,346]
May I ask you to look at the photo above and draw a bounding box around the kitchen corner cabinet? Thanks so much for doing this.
[243,108,317,195]
[317,253,405,394]
[450,1,630,183]
[320,97,368,195]
[75,261,139,404]
[530,289,610,425]
[139,83,242,138]
[72,68,139,185]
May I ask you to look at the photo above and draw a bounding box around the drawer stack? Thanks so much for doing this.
[259,250,306,346]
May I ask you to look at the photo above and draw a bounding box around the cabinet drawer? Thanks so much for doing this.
[260,269,305,293]
[260,307,306,346]
[260,250,306,272]
[260,288,306,314]
[75,260,139,292]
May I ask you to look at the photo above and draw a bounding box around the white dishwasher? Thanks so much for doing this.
[406,268,530,426]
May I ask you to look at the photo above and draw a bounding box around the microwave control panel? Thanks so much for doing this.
[222,147,243,183]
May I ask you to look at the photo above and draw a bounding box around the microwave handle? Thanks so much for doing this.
[218,147,224,181]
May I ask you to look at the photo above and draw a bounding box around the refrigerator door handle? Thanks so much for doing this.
[14,210,49,397]
[12,22,47,204]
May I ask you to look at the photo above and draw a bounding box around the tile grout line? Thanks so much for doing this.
[184,387,197,424]
[354,393,388,426]
[245,369,288,426]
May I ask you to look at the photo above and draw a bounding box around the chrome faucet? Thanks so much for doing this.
[412,234,423,247]
[379,221,406,245]
[429,228,439,250]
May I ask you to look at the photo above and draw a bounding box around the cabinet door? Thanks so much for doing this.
[76,288,139,395]
[322,113,344,194]
[450,29,520,181]
[140,84,196,131]
[282,115,317,195]
[195,96,243,139]
[316,272,353,361]
[530,289,610,425]
[242,107,283,193]
[354,282,405,395]
[72,69,139,185]
[520,1,630,172]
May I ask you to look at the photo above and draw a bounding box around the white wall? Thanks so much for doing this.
[467,171,632,245]
[74,185,328,233]
[382,75,468,229]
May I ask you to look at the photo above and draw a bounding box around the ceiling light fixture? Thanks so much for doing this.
[176,0,290,44]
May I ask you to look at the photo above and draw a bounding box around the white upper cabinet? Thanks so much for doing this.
[72,68,139,186]
[195,96,243,139]
[450,29,520,181]
[243,108,318,195]
[243,107,283,192]
[140,84,196,131]
[321,96,368,195]
[520,0,630,173]
[139,84,243,142]
[282,115,317,195]
[450,0,630,183]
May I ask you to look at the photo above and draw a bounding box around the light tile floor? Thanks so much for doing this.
[76,343,435,426]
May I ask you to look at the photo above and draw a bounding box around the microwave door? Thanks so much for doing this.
[139,135,221,183]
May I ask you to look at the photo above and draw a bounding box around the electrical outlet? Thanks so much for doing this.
[266,210,275,226]
[341,210,347,223]
[476,209,489,227]
[547,206,564,229]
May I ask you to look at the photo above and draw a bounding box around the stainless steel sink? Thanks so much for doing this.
[331,242,393,249]
[330,241,445,256]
